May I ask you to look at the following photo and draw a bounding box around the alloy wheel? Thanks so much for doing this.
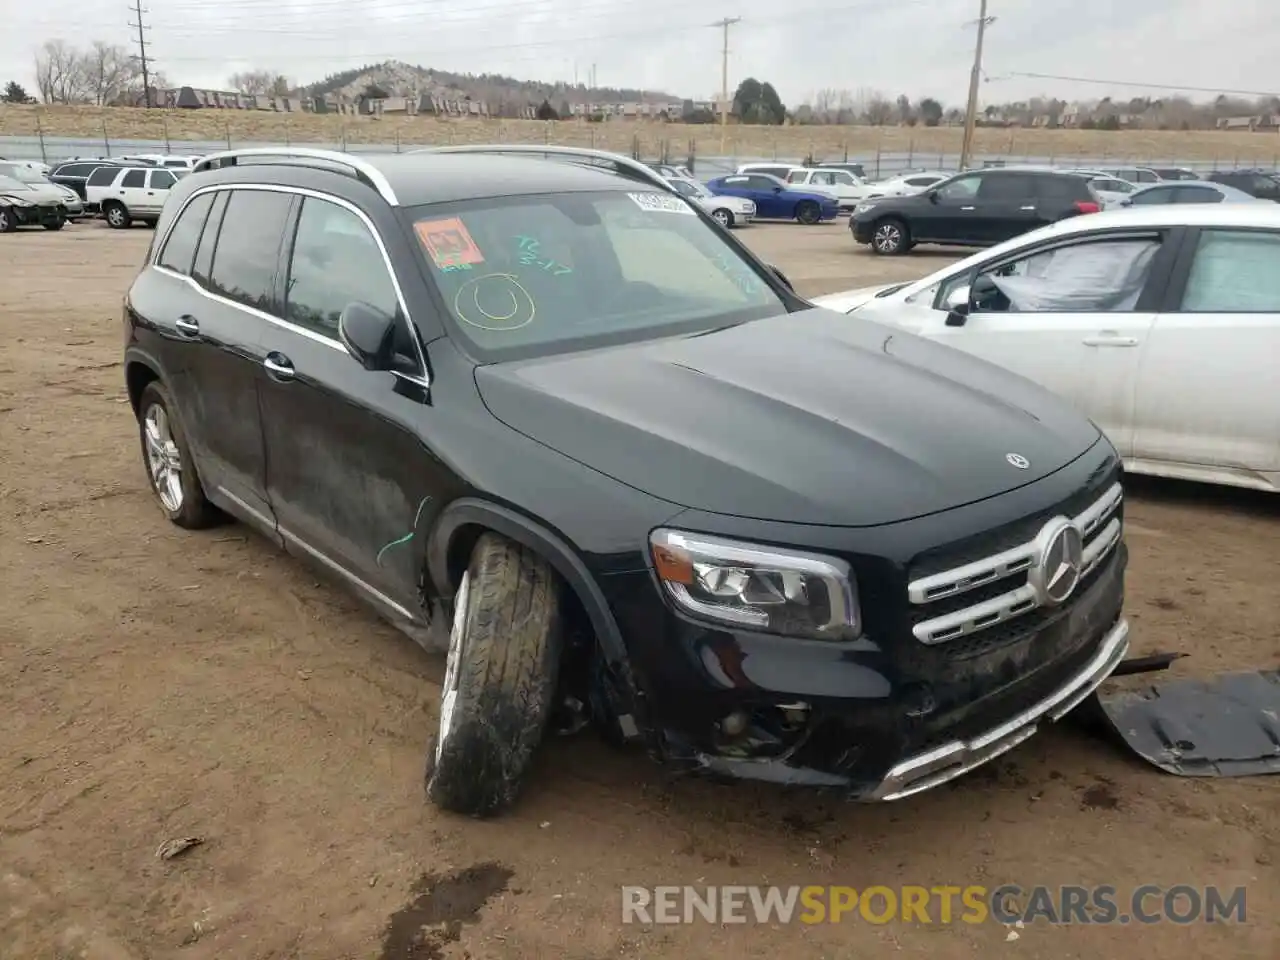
[143,403,184,511]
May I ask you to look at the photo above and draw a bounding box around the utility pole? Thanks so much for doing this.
[959,0,995,170]
[710,16,741,154]
[128,0,153,108]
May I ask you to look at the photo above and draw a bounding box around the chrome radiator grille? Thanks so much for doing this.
[907,483,1123,647]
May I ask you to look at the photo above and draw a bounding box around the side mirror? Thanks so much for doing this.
[338,301,396,371]
[768,263,794,292]
[1119,198,1133,207]
[926,190,940,204]
[943,284,971,326]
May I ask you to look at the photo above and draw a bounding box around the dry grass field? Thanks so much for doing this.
[4,103,1280,162]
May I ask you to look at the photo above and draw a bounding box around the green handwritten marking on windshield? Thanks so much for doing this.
[514,234,573,276]
[375,496,433,568]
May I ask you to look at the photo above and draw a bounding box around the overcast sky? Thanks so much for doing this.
[7,0,1277,106]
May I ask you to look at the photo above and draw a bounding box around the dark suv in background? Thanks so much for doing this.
[851,167,1101,255]
[123,145,1129,818]
[1206,169,1280,202]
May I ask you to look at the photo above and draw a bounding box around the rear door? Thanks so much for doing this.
[927,229,1182,456]
[1131,226,1280,486]
[256,193,441,615]
[974,172,1042,242]
[148,187,283,528]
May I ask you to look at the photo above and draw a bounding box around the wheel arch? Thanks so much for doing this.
[125,350,166,417]
[426,498,629,668]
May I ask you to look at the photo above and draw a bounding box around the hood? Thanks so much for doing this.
[474,309,1101,527]
[853,192,929,218]
[4,181,64,203]
[809,283,907,314]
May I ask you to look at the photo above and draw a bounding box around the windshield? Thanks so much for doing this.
[0,174,30,192]
[669,179,709,199]
[407,190,787,360]
[0,164,43,184]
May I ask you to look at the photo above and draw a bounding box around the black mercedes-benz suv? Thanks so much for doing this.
[123,145,1129,817]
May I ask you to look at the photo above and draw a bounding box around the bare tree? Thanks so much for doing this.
[863,92,893,126]
[812,88,838,123]
[84,41,140,106]
[34,39,91,103]
[228,69,291,96]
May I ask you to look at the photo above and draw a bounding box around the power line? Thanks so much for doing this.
[1006,71,1279,99]
[710,17,740,153]
[127,0,153,107]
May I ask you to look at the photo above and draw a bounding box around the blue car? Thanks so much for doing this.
[706,173,839,224]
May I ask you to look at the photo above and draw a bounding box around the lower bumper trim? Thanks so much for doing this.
[863,617,1130,801]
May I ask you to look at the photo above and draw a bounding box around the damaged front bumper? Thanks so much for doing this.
[694,618,1130,799]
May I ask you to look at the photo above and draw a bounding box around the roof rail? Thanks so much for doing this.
[191,147,399,205]
[409,144,677,194]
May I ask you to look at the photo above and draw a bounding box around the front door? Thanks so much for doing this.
[256,194,443,615]
[926,230,1178,457]
[144,168,176,217]
[1131,226,1280,483]
[914,172,984,243]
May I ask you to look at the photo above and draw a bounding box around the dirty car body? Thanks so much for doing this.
[122,146,1128,811]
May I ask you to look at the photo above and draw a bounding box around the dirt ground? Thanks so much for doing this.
[1,219,1277,960]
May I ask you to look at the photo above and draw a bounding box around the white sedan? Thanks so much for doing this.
[666,177,755,228]
[784,168,872,212]
[811,204,1280,494]
[863,170,951,199]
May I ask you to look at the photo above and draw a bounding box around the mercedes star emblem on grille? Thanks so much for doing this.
[1030,518,1085,606]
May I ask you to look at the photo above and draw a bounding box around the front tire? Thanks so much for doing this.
[871,217,911,255]
[796,200,821,225]
[711,208,734,228]
[0,206,16,232]
[425,533,563,817]
[43,216,65,231]
[137,381,222,529]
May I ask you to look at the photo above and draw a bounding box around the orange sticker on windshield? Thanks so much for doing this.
[415,217,486,268]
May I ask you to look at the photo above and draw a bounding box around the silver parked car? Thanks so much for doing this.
[666,177,755,227]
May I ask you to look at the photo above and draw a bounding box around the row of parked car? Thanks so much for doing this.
[0,153,202,232]
[843,164,1280,255]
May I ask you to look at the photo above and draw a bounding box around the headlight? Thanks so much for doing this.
[649,529,860,640]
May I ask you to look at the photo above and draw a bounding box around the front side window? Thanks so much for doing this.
[407,189,786,360]
[669,180,699,198]
[746,176,780,191]
[1175,186,1220,204]
[973,237,1162,312]
[157,192,214,275]
[87,167,119,187]
[1181,230,1280,312]
[937,175,981,200]
[285,197,400,338]
[1130,187,1176,205]
[205,189,293,314]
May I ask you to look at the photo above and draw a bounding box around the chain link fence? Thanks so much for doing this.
[3,127,1277,183]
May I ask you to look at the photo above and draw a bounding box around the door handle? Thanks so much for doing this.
[263,353,295,381]
[175,314,199,335]
[960,205,976,211]
[1019,205,1036,211]
[1082,334,1139,347]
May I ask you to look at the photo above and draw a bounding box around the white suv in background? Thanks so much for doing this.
[785,168,872,211]
[86,166,179,228]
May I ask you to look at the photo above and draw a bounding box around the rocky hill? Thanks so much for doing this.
[302,60,682,113]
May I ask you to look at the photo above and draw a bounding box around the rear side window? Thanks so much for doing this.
[192,191,228,287]
[1181,230,1280,312]
[206,190,293,315]
[906,176,943,187]
[977,174,1033,201]
[157,193,215,275]
[1130,187,1177,205]
[164,160,188,168]
[87,167,119,187]
[150,170,176,190]
[1035,176,1090,202]
[121,169,146,188]
[1175,186,1220,204]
